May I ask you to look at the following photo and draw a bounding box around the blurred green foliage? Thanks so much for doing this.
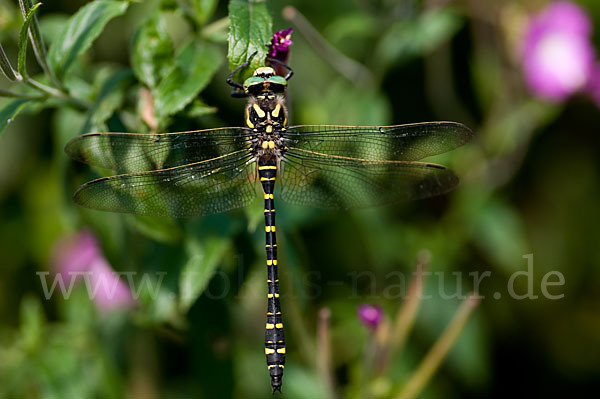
[0,0,599,398]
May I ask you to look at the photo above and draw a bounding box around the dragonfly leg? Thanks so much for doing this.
[226,51,259,97]
[267,57,294,81]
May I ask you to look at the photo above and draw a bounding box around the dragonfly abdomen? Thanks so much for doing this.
[259,159,285,392]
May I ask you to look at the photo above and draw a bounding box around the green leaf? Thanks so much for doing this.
[81,68,133,133]
[39,14,70,45]
[193,0,219,25]
[179,235,230,312]
[227,0,272,73]
[0,44,19,81]
[47,0,129,81]
[131,10,175,89]
[185,98,218,118]
[154,41,221,121]
[0,98,30,136]
[17,1,42,79]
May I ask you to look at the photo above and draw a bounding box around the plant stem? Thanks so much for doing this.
[25,78,65,98]
[201,16,230,37]
[316,307,338,399]
[18,0,65,90]
[390,254,429,352]
[24,78,89,110]
[0,44,20,81]
[282,6,374,88]
[395,294,480,399]
[0,88,45,100]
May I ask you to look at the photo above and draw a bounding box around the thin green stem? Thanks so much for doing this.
[201,16,230,37]
[282,6,374,88]
[18,0,65,90]
[395,294,480,399]
[0,88,45,100]
[316,307,338,399]
[390,255,428,352]
[24,78,65,98]
[24,78,89,110]
[0,43,20,81]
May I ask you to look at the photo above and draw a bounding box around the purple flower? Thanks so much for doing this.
[268,28,293,64]
[51,230,136,312]
[358,304,383,329]
[522,1,595,101]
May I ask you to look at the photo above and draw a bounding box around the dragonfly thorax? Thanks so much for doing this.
[245,94,287,129]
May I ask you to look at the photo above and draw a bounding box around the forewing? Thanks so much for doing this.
[279,152,458,209]
[283,122,473,162]
[73,151,256,217]
[65,127,252,173]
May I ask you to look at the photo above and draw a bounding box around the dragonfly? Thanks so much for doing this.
[65,55,473,392]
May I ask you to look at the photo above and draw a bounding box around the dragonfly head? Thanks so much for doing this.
[243,67,287,96]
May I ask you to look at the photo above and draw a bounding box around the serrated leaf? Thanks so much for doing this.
[17,1,42,78]
[131,10,174,89]
[0,98,30,135]
[193,0,219,25]
[179,236,230,312]
[227,0,272,73]
[154,41,221,121]
[47,0,129,81]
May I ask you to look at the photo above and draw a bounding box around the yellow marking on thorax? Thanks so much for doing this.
[272,103,281,118]
[253,103,266,118]
[245,109,254,128]
[258,165,277,170]
[266,125,273,133]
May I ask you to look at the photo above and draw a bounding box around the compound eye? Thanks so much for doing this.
[267,76,287,85]
[243,76,265,93]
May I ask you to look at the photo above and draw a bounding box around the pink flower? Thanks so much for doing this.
[357,304,383,330]
[522,1,595,101]
[268,28,293,64]
[51,230,136,312]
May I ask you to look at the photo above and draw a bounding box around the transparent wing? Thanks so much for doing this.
[73,150,256,217]
[279,151,458,209]
[282,122,473,162]
[65,127,252,173]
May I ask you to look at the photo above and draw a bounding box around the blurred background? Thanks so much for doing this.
[1,0,599,398]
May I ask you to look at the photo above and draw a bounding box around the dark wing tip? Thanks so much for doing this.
[441,121,474,145]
